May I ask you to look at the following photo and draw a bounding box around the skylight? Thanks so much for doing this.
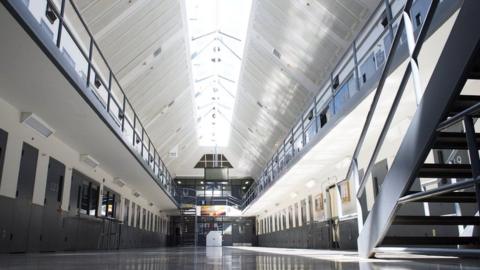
[186,0,252,147]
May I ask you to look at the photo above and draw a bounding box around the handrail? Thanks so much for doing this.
[242,0,410,208]
[398,176,480,204]
[7,0,177,200]
[351,0,439,199]
[437,102,480,131]
[242,0,456,211]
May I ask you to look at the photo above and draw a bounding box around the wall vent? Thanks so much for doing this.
[169,145,178,158]
[272,48,281,59]
[80,154,99,169]
[20,112,55,137]
[153,46,162,57]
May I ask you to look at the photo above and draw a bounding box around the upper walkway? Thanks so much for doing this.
[241,0,461,213]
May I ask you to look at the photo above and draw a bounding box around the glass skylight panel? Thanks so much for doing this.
[186,0,252,147]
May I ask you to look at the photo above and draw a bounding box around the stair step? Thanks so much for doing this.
[470,55,480,79]
[433,132,480,149]
[393,216,480,225]
[382,236,479,246]
[449,95,480,116]
[402,191,477,203]
[418,163,472,178]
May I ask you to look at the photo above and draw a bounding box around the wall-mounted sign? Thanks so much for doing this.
[200,205,226,217]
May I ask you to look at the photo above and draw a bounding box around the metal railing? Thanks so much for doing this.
[347,0,438,231]
[242,0,442,210]
[7,0,177,201]
[177,187,243,208]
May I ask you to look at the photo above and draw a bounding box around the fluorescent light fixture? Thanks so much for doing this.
[113,178,126,188]
[80,154,99,169]
[20,112,55,137]
[186,0,252,147]
[306,180,315,188]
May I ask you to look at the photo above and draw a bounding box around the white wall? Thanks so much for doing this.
[0,97,169,229]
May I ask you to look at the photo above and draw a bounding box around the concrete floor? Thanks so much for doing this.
[0,247,479,270]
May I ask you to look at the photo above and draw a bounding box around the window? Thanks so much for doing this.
[308,195,314,224]
[320,108,328,127]
[101,188,118,218]
[79,180,99,216]
[339,180,351,203]
[136,205,141,228]
[142,209,147,230]
[288,206,293,228]
[300,200,307,226]
[160,217,163,233]
[294,203,299,227]
[131,202,136,227]
[151,212,154,231]
[315,193,324,211]
[124,199,130,224]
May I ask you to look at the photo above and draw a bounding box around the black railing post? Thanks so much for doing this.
[132,115,137,146]
[121,96,126,131]
[464,116,480,213]
[56,0,66,48]
[86,38,93,88]
[141,128,144,157]
[352,41,361,92]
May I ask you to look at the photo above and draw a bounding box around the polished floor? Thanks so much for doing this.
[0,246,479,270]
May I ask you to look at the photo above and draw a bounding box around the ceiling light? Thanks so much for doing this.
[113,178,126,188]
[306,180,315,188]
[177,181,182,184]
[242,186,246,190]
[21,112,55,138]
[80,154,99,169]
[245,181,249,184]
[290,192,298,199]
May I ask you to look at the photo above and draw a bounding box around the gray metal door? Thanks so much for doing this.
[40,157,65,251]
[0,128,7,184]
[10,142,38,253]
[0,129,10,253]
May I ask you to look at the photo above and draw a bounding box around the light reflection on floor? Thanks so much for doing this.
[0,246,479,270]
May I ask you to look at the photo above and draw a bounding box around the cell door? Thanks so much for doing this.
[10,142,39,253]
[40,157,65,251]
[0,128,8,184]
[0,129,10,253]
[327,186,339,218]
[327,185,340,249]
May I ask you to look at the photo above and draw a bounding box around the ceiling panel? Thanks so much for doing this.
[73,0,380,179]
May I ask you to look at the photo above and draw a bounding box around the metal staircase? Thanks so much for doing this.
[347,0,480,258]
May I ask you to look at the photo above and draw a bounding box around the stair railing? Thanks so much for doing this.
[345,0,439,233]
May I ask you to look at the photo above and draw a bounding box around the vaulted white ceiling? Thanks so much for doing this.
[74,0,380,179]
